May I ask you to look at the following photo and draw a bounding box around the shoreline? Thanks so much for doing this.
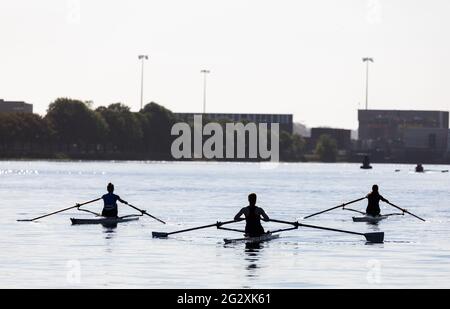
[1,157,449,166]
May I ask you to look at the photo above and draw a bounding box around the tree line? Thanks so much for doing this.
[0,97,338,161]
[0,98,176,159]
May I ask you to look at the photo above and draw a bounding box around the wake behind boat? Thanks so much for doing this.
[70,215,140,225]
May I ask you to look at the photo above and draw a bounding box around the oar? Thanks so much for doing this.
[125,203,166,224]
[268,226,299,234]
[152,220,240,238]
[385,201,425,222]
[17,198,101,222]
[342,208,366,215]
[303,197,366,219]
[217,226,245,233]
[268,219,384,243]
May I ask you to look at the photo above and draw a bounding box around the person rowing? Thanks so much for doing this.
[234,193,270,237]
[415,164,424,173]
[366,185,389,217]
[101,183,128,218]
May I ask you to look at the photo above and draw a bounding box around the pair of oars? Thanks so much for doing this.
[304,197,425,222]
[152,218,384,243]
[17,198,166,224]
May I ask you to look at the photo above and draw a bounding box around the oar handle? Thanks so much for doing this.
[268,218,298,226]
[342,208,366,215]
[217,226,245,233]
[386,202,426,222]
[165,219,241,236]
[18,198,101,222]
[126,203,166,224]
[303,197,366,219]
[268,226,299,234]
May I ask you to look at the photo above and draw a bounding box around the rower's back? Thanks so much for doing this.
[244,205,265,237]
[366,185,387,216]
[234,193,270,237]
[102,183,121,218]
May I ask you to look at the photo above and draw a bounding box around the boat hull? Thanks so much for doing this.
[224,233,280,244]
[70,216,140,225]
[352,215,387,223]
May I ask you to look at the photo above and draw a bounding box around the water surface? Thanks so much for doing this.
[1,161,449,288]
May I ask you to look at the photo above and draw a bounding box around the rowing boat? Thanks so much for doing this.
[70,216,140,225]
[223,233,280,244]
[360,165,372,169]
[352,215,388,224]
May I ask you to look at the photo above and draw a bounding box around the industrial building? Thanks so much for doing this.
[358,109,449,162]
[309,127,352,152]
[0,99,33,113]
[175,112,293,134]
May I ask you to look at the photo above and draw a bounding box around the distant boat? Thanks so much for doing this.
[415,164,424,173]
[360,155,372,169]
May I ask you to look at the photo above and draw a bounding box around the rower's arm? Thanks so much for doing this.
[260,209,270,221]
[234,208,245,221]
[380,195,389,203]
[118,197,128,204]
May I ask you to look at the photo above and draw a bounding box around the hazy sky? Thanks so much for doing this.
[1,0,449,129]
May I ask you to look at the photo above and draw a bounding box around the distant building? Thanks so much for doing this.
[0,99,33,113]
[310,127,351,151]
[358,109,449,162]
[175,112,294,134]
[447,129,450,156]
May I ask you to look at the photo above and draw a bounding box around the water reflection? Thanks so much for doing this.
[102,225,117,240]
[367,223,381,231]
[244,243,264,279]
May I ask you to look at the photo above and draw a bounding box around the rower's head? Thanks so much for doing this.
[372,184,379,193]
[248,193,257,206]
[107,183,114,193]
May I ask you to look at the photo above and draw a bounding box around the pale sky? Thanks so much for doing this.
[1,0,449,129]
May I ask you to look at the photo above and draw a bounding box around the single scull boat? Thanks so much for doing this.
[71,216,140,225]
[352,215,388,223]
[224,233,280,245]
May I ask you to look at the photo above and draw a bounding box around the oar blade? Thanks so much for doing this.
[364,232,384,243]
[17,219,33,222]
[152,231,169,238]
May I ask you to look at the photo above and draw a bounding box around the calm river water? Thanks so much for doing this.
[0,161,449,288]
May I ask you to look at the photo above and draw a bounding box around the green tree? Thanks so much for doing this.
[96,103,143,152]
[315,134,338,162]
[280,132,305,162]
[140,102,177,158]
[0,113,21,149]
[45,98,108,150]
[0,113,52,152]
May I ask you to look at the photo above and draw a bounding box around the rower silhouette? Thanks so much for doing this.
[102,183,128,218]
[361,155,372,169]
[415,164,424,173]
[366,185,389,216]
[234,193,270,237]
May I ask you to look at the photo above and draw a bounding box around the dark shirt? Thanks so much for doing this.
[234,206,269,237]
[102,193,123,212]
[366,192,387,216]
